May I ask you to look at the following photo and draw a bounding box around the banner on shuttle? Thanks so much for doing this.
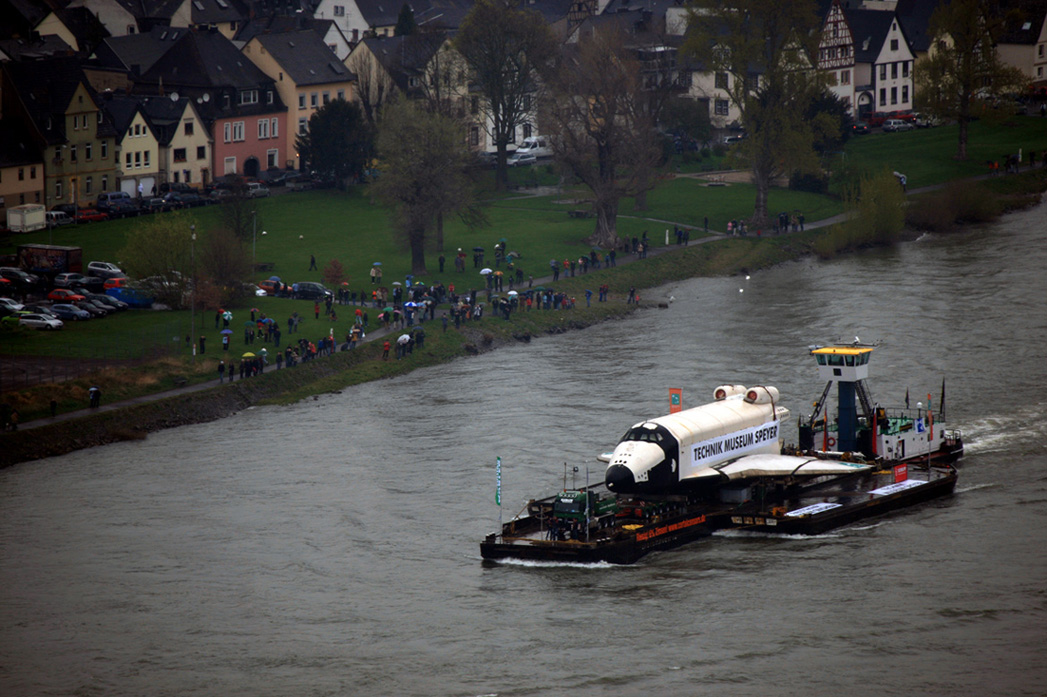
[684,421,781,472]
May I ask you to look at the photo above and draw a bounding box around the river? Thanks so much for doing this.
[2,203,1045,696]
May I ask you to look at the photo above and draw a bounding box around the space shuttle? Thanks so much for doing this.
[601,385,870,495]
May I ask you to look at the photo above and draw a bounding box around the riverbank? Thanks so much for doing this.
[2,168,1044,467]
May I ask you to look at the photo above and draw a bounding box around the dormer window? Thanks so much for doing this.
[267,90,274,104]
[240,90,259,105]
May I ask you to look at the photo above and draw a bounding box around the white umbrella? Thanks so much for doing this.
[397,334,411,344]
[480,268,493,275]
[508,290,518,296]
[392,281,402,285]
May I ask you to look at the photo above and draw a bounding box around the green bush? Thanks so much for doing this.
[906,181,1000,231]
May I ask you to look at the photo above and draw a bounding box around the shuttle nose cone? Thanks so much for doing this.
[605,464,634,492]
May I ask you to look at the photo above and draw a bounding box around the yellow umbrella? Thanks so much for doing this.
[242,352,256,358]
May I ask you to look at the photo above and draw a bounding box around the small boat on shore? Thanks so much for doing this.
[480,344,961,565]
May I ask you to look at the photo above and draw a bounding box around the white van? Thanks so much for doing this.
[46,210,73,227]
[514,136,551,159]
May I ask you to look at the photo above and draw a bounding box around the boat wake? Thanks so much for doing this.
[488,557,619,570]
[712,529,844,540]
[956,482,997,494]
[960,407,1047,454]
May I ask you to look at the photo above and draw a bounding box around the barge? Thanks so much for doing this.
[480,344,961,565]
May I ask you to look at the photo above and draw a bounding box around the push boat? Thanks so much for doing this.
[480,344,962,565]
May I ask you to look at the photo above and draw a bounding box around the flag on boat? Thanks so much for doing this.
[905,388,910,409]
[940,378,946,420]
[496,456,502,506]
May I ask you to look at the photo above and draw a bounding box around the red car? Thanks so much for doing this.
[103,277,129,289]
[48,288,87,303]
[74,208,109,224]
[258,279,283,296]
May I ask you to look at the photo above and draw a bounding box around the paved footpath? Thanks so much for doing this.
[13,166,1037,432]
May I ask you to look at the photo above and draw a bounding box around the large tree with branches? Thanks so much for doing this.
[683,0,830,226]
[455,0,557,190]
[540,28,663,248]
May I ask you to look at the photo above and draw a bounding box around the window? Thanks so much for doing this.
[337,90,345,100]
[97,111,103,125]
[469,125,479,147]
[267,91,273,105]
[232,121,245,142]
[841,69,850,85]
[902,85,909,103]
[714,71,728,90]
[101,175,108,191]
[144,150,151,168]
[30,166,36,179]
[522,123,532,139]
[334,5,344,16]
[224,156,237,175]
[56,180,63,199]
[18,168,24,181]
[101,140,108,159]
[890,86,897,105]
[891,63,897,79]
[715,99,730,115]
[902,61,909,78]
[224,123,232,143]
[70,145,77,162]
[240,90,259,105]
[185,121,194,135]
[879,64,886,80]
[890,39,898,51]
[126,152,132,168]
[298,117,308,134]
[267,149,278,168]
[258,119,270,139]
[135,151,141,168]
[86,143,92,160]
[174,148,187,162]
[197,145,207,160]
[299,94,306,109]
[311,93,318,107]
[879,88,886,106]
[270,118,278,138]
[322,92,330,105]
[85,176,92,194]
[470,97,479,115]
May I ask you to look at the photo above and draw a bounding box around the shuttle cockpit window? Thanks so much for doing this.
[621,426,665,443]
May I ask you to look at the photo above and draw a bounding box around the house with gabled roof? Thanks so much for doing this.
[0,0,110,53]
[817,1,915,117]
[235,15,353,60]
[100,94,162,194]
[344,31,444,122]
[997,0,1047,93]
[140,95,213,187]
[0,119,45,222]
[242,29,356,169]
[1,56,119,211]
[133,26,288,179]
[313,0,432,44]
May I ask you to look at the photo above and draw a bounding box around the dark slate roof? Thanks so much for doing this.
[999,0,1047,45]
[140,28,275,90]
[251,30,353,85]
[139,94,195,146]
[113,0,193,23]
[601,0,681,22]
[0,33,73,59]
[416,0,473,29]
[356,0,431,28]
[98,93,148,136]
[92,26,190,74]
[0,0,50,37]
[3,55,117,145]
[188,0,249,26]
[234,15,341,43]
[523,0,574,25]
[895,0,938,53]
[359,32,445,91]
[844,8,898,63]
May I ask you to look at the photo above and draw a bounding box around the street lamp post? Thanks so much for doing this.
[252,210,257,268]
[190,224,196,363]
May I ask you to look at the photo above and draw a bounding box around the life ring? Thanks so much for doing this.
[826,437,836,447]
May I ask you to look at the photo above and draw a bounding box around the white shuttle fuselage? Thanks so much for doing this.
[604,386,790,494]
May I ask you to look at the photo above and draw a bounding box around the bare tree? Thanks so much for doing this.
[455,0,557,189]
[541,27,663,248]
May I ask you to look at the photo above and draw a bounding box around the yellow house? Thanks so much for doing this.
[242,30,356,170]
[0,122,45,222]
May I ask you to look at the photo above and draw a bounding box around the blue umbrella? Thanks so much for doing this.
[373,262,382,266]
[268,276,281,282]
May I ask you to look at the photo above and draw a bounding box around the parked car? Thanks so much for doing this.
[22,303,60,318]
[292,281,332,300]
[258,279,285,296]
[17,313,63,330]
[139,197,171,214]
[0,266,41,290]
[161,192,208,208]
[865,111,890,127]
[0,296,26,312]
[46,210,74,227]
[74,208,109,223]
[106,286,154,308]
[75,299,110,317]
[103,277,130,290]
[723,132,748,144]
[913,113,941,128]
[96,191,138,218]
[506,151,536,167]
[50,303,91,321]
[246,182,270,198]
[158,182,194,195]
[851,121,871,135]
[882,118,915,132]
[47,288,86,303]
[54,272,103,291]
[87,261,124,280]
[85,292,128,310]
[261,168,293,186]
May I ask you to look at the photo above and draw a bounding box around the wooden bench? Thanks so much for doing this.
[253,262,275,272]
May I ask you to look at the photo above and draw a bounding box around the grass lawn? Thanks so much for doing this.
[841,116,1047,189]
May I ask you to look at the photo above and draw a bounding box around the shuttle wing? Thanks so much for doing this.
[685,453,872,482]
